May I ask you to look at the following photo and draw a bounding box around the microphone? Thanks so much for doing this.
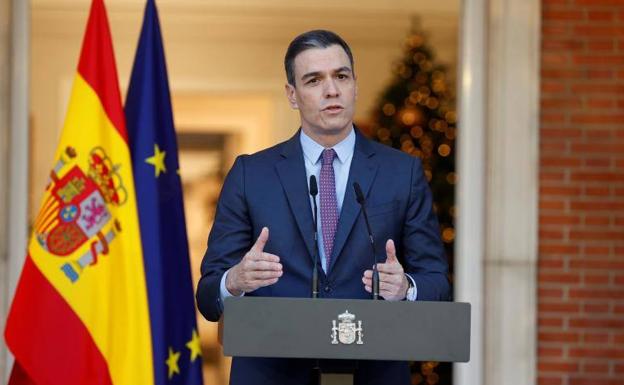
[353,182,380,300]
[309,175,320,299]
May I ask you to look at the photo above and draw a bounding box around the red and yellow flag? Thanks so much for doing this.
[5,1,154,384]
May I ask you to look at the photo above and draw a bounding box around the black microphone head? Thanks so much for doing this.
[309,175,318,196]
[353,182,365,204]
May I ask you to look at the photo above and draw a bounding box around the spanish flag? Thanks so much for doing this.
[5,1,153,384]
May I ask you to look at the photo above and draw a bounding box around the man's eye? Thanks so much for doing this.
[337,74,349,80]
[306,78,319,85]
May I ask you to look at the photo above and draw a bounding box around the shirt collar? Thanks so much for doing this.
[300,127,355,165]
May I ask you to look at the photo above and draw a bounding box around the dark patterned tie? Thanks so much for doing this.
[320,149,339,270]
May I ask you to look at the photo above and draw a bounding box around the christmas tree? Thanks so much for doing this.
[368,29,456,269]
[367,29,457,385]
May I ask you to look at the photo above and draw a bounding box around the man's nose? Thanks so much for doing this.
[324,78,340,98]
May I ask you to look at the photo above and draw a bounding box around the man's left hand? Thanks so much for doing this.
[362,239,409,301]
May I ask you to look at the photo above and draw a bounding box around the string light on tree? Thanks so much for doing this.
[367,28,456,385]
[369,29,456,255]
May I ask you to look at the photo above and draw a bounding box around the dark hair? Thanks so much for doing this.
[284,30,354,86]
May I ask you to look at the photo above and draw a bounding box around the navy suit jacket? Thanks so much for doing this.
[196,129,450,385]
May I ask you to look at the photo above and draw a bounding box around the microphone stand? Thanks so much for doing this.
[309,175,320,299]
[353,182,380,300]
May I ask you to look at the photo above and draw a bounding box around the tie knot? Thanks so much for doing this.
[322,148,336,166]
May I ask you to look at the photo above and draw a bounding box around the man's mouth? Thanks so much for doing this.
[323,105,344,112]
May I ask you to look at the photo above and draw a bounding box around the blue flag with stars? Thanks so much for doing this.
[125,1,203,384]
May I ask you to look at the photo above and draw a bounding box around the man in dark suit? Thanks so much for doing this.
[196,29,450,385]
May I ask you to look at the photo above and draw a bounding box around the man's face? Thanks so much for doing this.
[285,44,357,140]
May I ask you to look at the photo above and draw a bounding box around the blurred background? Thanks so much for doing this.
[2,1,623,385]
[21,0,461,383]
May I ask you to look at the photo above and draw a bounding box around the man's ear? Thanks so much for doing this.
[285,83,299,110]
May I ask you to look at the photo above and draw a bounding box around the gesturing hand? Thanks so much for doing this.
[226,227,283,296]
[362,239,409,301]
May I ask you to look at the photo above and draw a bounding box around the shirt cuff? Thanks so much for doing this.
[220,269,245,302]
[405,274,417,301]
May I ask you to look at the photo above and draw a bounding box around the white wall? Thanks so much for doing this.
[0,0,11,380]
[1,0,30,382]
[29,0,459,216]
[455,0,540,384]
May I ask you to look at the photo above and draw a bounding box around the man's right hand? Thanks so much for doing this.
[225,227,283,296]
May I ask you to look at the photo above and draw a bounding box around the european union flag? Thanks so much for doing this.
[125,1,203,384]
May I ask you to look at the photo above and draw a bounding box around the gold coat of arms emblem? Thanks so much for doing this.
[34,146,128,283]
[331,310,363,345]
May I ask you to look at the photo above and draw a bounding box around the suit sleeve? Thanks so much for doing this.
[196,155,252,321]
[402,157,451,301]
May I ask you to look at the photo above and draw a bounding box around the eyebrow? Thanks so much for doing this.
[300,66,353,82]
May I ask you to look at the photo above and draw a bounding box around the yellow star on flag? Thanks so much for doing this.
[165,347,180,379]
[186,329,202,362]
[145,143,167,177]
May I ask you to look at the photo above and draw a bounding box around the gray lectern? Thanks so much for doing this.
[222,297,470,385]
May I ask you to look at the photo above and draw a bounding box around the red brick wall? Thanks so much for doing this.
[539,0,624,384]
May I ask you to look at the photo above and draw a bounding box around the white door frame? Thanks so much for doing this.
[455,0,540,385]
[2,0,30,382]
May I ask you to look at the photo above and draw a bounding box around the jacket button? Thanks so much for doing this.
[324,286,331,292]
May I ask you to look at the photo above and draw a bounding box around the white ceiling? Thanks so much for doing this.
[32,0,460,15]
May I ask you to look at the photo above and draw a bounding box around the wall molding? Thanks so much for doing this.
[0,0,12,379]
[3,0,30,382]
[455,0,540,384]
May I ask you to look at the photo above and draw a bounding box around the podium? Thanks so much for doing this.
[222,297,470,384]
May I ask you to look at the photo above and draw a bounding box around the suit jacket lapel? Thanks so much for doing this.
[274,132,319,267]
[328,132,379,273]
